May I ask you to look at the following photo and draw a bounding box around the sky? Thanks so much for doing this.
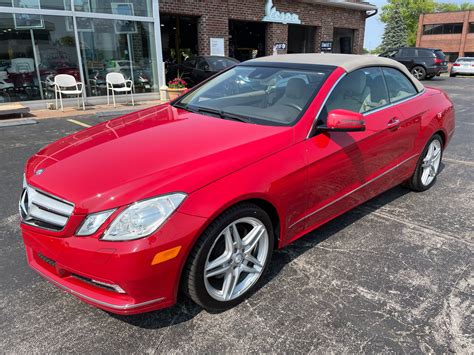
[364,0,469,50]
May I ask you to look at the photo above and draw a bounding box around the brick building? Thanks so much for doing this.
[0,0,376,107]
[416,10,474,62]
[159,0,377,63]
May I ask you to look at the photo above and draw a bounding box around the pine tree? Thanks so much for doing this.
[380,8,408,52]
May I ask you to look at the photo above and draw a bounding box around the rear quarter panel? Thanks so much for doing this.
[415,87,455,149]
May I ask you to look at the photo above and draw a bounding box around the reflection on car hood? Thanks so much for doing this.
[26,104,292,213]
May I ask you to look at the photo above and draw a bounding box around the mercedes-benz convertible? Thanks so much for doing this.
[20,54,455,314]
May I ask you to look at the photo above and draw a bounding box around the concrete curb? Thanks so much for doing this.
[0,118,38,128]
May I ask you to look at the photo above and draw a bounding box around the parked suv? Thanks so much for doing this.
[379,47,448,80]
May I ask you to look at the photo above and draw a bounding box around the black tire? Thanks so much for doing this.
[449,73,456,77]
[182,203,274,312]
[406,134,443,192]
[411,66,427,80]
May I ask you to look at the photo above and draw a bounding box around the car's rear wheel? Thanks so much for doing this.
[183,203,274,311]
[411,66,426,80]
[406,134,443,192]
[450,72,456,77]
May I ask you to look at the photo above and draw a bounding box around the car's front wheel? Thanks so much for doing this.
[407,134,443,192]
[183,203,274,311]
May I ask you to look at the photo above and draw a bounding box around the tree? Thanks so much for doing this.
[380,0,436,47]
[436,2,474,12]
[380,7,408,52]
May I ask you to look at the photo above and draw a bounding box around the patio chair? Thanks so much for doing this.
[106,72,134,108]
[54,74,85,111]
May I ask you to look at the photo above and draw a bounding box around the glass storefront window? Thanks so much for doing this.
[74,0,152,18]
[160,15,199,65]
[1,1,160,104]
[0,13,78,102]
[0,0,70,10]
[77,17,158,96]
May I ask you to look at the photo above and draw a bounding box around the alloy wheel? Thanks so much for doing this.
[412,67,424,80]
[204,217,269,301]
[421,139,442,186]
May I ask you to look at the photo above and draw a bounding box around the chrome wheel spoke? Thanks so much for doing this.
[206,264,231,278]
[240,264,260,274]
[230,223,243,248]
[222,268,240,300]
[426,144,434,160]
[245,253,263,268]
[223,228,235,252]
[206,251,232,276]
[243,225,265,255]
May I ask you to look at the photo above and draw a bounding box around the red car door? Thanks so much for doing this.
[292,66,421,238]
[291,130,367,240]
[359,67,423,198]
[288,68,377,240]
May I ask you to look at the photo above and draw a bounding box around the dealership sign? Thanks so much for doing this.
[262,0,301,25]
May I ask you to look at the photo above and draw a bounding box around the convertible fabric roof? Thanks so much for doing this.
[247,54,424,92]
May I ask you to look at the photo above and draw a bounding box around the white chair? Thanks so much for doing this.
[106,72,134,108]
[54,74,85,111]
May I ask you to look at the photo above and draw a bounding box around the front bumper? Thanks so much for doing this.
[21,211,207,315]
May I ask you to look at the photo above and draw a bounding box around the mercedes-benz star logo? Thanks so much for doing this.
[19,187,32,221]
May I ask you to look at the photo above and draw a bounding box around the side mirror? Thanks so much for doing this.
[318,109,365,132]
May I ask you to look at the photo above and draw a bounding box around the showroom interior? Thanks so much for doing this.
[0,0,376,107]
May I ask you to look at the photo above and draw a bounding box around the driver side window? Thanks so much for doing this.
[320,67,389,125]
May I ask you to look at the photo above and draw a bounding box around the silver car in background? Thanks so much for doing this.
[450,57,474,77]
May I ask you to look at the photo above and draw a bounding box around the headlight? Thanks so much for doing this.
[76,209,116,236]
[101,193,187,241]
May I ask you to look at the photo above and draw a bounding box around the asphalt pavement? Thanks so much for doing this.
[0,76,472,353]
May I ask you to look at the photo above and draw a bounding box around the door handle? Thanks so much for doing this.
[387,117,401,129]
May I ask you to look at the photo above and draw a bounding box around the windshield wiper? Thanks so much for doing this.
[220,111,251,123]
[172,102,198,113]
[188,106,251,123]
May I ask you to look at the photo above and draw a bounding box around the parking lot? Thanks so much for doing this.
[0,76,472,353]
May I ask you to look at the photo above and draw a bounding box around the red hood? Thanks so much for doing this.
[26,104,293,213]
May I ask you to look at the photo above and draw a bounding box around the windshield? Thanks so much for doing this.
[434,50,446,60]
[175,65,333,126]
[206,57,239,71]
[457,57,474,62]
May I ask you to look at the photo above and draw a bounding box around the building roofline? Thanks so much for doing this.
[421,9,473,15]
[298,0,377,11]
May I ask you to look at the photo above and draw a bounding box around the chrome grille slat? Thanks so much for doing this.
[29,189,74,216]
[20,183,74,231]
[29,204,69,227]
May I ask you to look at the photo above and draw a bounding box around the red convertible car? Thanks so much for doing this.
[20,54,455,314]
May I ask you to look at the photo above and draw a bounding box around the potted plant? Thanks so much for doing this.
[167,75,187,100]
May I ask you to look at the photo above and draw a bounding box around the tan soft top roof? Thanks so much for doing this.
[247,54,424,92]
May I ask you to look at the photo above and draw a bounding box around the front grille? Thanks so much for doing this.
[19,184,74,231]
